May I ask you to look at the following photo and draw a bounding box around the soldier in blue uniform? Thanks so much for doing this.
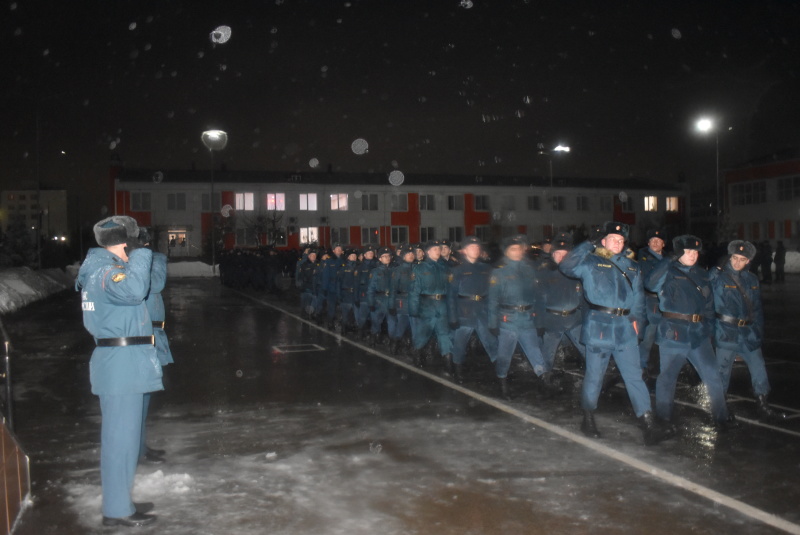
[536,233,586,383]
[447,236,497,382]
[320,243,346,328]
[560,221,672,445]
[487,235,545,399]
[441,239,460,268]
[336,248,360,333]
[638,229,667,377]
[76,216,162,527]
[296,247,320,318]
[366,247,393,345]
[388,245,416,354]
[408,241,453,367]
[645,235,730,430]
[711,240,786,422]
[312,249,330,321]
[136,228,171,465]
[356,246,377,338]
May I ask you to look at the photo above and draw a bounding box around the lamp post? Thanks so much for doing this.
[201,130,228,275]
[537,143,570,237]
[695,118,720,236]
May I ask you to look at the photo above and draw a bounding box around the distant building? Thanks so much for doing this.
[111,165,689,257]
[724,152,800,248]
[0,189,69,244]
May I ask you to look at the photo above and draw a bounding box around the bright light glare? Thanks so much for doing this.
[696,118,714,133]
[554,145,570,152]
[201,130,228,151]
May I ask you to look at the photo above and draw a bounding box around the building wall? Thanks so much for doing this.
[0,189,69,242]
[113,177,687,256]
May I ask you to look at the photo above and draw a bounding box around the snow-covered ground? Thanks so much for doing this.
[0,253,798,315]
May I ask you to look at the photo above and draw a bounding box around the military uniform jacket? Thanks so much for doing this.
[76,247,163,396]
[447,259,492,327]
[645,258,714,349]
[536,258,584,332]
[638,247,663,322]
[559,241,644,350]
[408,258,450,317]
[336,260,360,303]
[366,263,392,307]
[321,255,346,294]
[389,261,414,313]
[709,263,764,351]
[358,258,377,301]
[295,256,319,293]
[146,252,173,366]
[487,258,540,330]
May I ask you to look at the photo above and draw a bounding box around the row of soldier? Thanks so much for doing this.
[295,221,785,447]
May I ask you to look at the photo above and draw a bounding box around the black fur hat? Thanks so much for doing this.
[462,235,482,248]
[552,232,573,252]
[423,240,442,251]
[673,234,702,256]
[502,234,529,250]
[93,216,138,247]
[647,229,666,241]
[137,227,151,245]
[728,240,756,260]
[599,221,629,240]
[377,246,393,257]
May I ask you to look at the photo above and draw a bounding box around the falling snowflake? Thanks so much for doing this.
[210,25,232,44]
[351,138,369,155]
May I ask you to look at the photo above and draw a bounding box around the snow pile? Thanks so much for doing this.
[0,267,75,314]
[167,261,215,278]
[782,251,800,273]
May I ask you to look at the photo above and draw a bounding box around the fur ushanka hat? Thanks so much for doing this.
[728,240,756,260]
[93,215,138,247]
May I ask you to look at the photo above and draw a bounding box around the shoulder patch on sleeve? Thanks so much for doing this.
[111,272,126,283]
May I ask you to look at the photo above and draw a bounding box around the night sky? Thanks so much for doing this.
[2,0,799,219]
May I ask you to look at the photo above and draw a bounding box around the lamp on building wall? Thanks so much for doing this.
[537,143,570,237]
[695,117,721,236]
[201,130,228,275]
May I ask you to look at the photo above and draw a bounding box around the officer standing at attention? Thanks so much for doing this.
[559,222,671,445]
[487,235,545,400]
[711,240,786,422]
[295,247,320,319]
[136,228,171,465]
[646,235,730,430]
[637,229,667,378]
[447,236,497,382]
[536,233,586,382]
[320,243,346,329]
[366,247,393,345]
[408,241,453,368]
[336,248,360,333]
[76,215,162,527]
[356,246,377,338]
[388,245,416,354]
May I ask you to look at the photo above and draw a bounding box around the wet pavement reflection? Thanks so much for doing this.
[6,276,800,534]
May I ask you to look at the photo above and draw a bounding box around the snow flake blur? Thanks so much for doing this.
[210,25,232,44]
[351,138,369,155]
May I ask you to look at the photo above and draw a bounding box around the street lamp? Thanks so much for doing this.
[201,130,228,275]
[695,117,720,235]
[537,143,570,237]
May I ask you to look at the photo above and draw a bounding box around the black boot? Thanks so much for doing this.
[358,326,368,340]
[390,338,400,355]
[581,410,601,438]
[454,363,465,384]
[413,348,425,368]
[756,395,787,422]
[639,411,674,446]
[539,371,563,395]
[443,353,455,376]
[499,377,512,400]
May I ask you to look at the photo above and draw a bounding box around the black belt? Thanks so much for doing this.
[645,290,658,298]
[500,304,532,312]
[421,294,445,300]
[716,313,751,327]
[152,321,165,329]
[589,303,630,316]
[662,311,703,323]
[458,294,485,301]
[96,335,155,347]
[547,307,578,317]
[342,288,354,292]
[395,291,407,296]
[379,291,390,296]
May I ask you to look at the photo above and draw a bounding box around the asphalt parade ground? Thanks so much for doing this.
[6,274,800,534]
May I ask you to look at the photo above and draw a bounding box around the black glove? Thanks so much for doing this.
[716,255,731,269]
[489,327,500,337]
[124,239,141,256]
[449,321,459,330]
[388,308,397,316]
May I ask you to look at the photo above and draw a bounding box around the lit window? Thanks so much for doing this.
[235,192,254,211]
[666,197,679,212]
[266,193,285,211]
[330,193,348,211]
[299,193,317,211]
[644,196,658,212]
[300,227,319,244]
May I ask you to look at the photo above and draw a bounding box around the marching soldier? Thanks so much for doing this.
[356,246,377,338]
[536,233,586,382]
[388,244,416,354]
[408,241,453,368]
[366,247,393,345]
[487,235,545,399]
[296,247,320,318]
[447,236,497,382]
[441,240,460,268]
[336,248,360,333]
[560,221,672,445]
[645,235,730,430]
[320,243,346,328]
[711,240,786,422]
[638,229,667,377]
